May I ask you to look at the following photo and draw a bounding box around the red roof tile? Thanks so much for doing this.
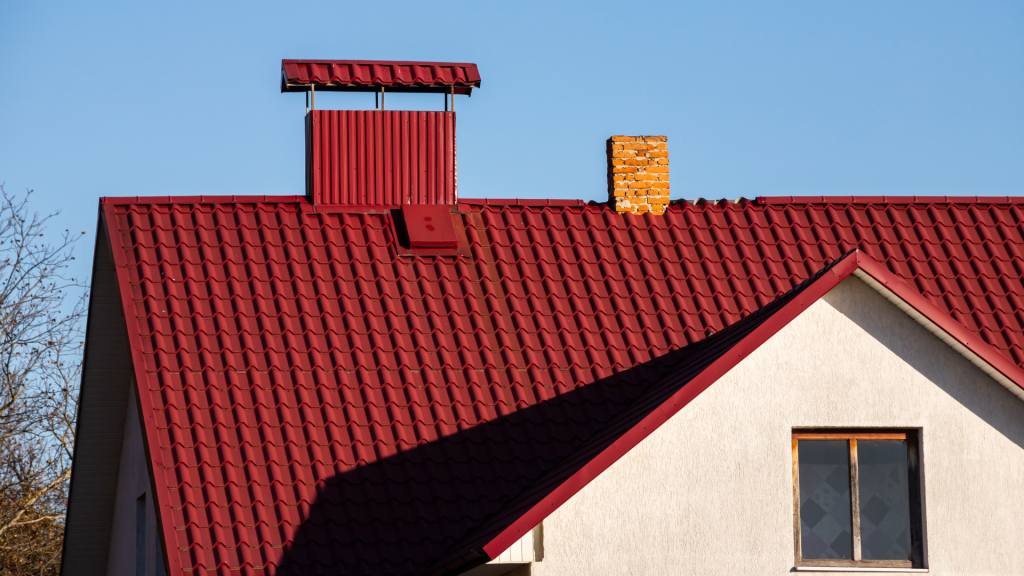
[98,198,1024,575]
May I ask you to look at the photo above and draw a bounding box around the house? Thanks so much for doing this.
[60,60,1024,576]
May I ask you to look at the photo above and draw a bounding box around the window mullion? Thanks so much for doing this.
[849,439,862,562]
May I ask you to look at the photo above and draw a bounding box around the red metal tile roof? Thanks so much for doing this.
[281,60,481,95]
[99,197,1024,575]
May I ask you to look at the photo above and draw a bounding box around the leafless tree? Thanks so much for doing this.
[0,184,86,576]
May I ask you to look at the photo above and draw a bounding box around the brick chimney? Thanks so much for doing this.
[607,136,669,214]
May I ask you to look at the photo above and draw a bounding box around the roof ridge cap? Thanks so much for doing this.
[755,195,1024,205]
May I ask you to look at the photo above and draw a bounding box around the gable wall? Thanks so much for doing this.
[106,381,162,576]
[530,277,1024,576]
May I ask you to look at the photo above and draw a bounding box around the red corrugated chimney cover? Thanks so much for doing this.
[282,59,481,95]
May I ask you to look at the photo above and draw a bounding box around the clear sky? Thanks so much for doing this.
[1,1,1022,279]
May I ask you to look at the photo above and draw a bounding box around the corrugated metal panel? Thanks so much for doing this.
[282,60,481,94]
[307,110,457,205]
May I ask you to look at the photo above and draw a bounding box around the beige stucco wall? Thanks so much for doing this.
[106,382,163,576]
[531,276,1024,576]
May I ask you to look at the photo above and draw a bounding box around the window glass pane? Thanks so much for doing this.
[798,440,853,560]
[858,440,912,561]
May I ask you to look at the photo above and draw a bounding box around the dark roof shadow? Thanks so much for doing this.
[272,260,844,576]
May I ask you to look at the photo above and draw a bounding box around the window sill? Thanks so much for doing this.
[795,568,927,573]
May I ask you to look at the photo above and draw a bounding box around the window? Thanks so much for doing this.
[792,430,924,569]
[136,493,147,576]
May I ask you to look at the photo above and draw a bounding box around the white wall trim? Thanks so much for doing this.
[795,568,928,573]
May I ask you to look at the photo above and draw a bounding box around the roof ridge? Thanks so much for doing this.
[756,195,1024,205]
[459,198,586,206]
[99,195,1024,208]
[102,195,305,205]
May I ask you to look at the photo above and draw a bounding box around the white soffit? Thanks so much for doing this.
[458,528,538,576]
[852,269,1024,402]
[488,526,537,564]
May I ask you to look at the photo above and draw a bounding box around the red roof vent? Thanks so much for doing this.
[402,204,458,250]
[282,59,481,95]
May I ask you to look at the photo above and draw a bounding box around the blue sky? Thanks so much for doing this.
[1,1,1022,279]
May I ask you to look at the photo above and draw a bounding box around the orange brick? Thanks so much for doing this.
[609,135,668,215]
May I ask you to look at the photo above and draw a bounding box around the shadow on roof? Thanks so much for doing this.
[269,259,844,576]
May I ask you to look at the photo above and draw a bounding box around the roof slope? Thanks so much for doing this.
[97,197,1024,575]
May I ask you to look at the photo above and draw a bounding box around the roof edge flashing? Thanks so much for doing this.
[101,195,306,206]
[756,196,1024,205]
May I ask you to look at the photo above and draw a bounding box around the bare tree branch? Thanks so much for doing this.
[0,184,86,576]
